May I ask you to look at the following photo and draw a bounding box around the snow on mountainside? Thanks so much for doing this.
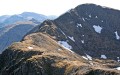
[1,4,120,75]
[28,4,120,60]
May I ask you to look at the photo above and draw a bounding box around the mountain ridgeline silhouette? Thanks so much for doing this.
[0,12,57,28]
[28,4,120,59]
[0,4,120,75]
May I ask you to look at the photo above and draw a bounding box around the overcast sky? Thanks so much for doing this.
[0,0,120,16]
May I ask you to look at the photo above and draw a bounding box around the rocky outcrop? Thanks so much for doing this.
[28,4,120,60]
[0,33,120,75]
[1,3,120,75]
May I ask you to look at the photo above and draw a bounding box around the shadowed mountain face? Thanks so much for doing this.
[0,20,39,53]
[0,4,120,75]
[0,32,120,75]
[0,12,57,52]
[29,4,120,60]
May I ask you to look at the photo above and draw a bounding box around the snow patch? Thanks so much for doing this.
[101,55,107,59]
[101,20,104,22]
[95,16,98,18]
[52,36,56,39]
[82,56,88,60]
[89,61,94,65]
[82,18,85,22]
[58,49,62,51]
[81,40,84,44]
[77,23,82,27]
[89,15,91,18]
[27,46,33,50]
[58,41,73,53]
[82,54,92,61]
[93,25,102,33]
[115,67,120,70]
[68,36,75,42]
[115,31,120,40]
[86,54,92,60]
[117,57,120,62]
[85,18,90,20]
[58,41,72,49]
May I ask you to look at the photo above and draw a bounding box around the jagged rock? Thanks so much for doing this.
[1,4,120,75]
[0,33,120,75]
[29,4,120,60]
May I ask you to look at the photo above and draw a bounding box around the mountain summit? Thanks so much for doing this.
[0,12,57,52]
[29,4,120,60]
[0,4,120,75]
[0,12,57,28]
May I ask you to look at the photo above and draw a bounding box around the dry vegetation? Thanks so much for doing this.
[0,32,120,75]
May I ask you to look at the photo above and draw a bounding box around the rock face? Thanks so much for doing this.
[1,4,120,75]
[29,4,120,60]
[0,33,120,75]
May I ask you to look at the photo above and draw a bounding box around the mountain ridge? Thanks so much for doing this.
[28,3,120,60]
[0,3,120,75]
[0,20,39,53]
[0,12,57,52]
[0,12,57,28]
[1,32,120,75]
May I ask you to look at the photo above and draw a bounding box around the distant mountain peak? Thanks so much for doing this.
[29,3,120,60]
[1,4,120,75]
[0,12,57,28]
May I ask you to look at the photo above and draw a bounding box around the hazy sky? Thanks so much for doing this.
[0,0,120,16]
